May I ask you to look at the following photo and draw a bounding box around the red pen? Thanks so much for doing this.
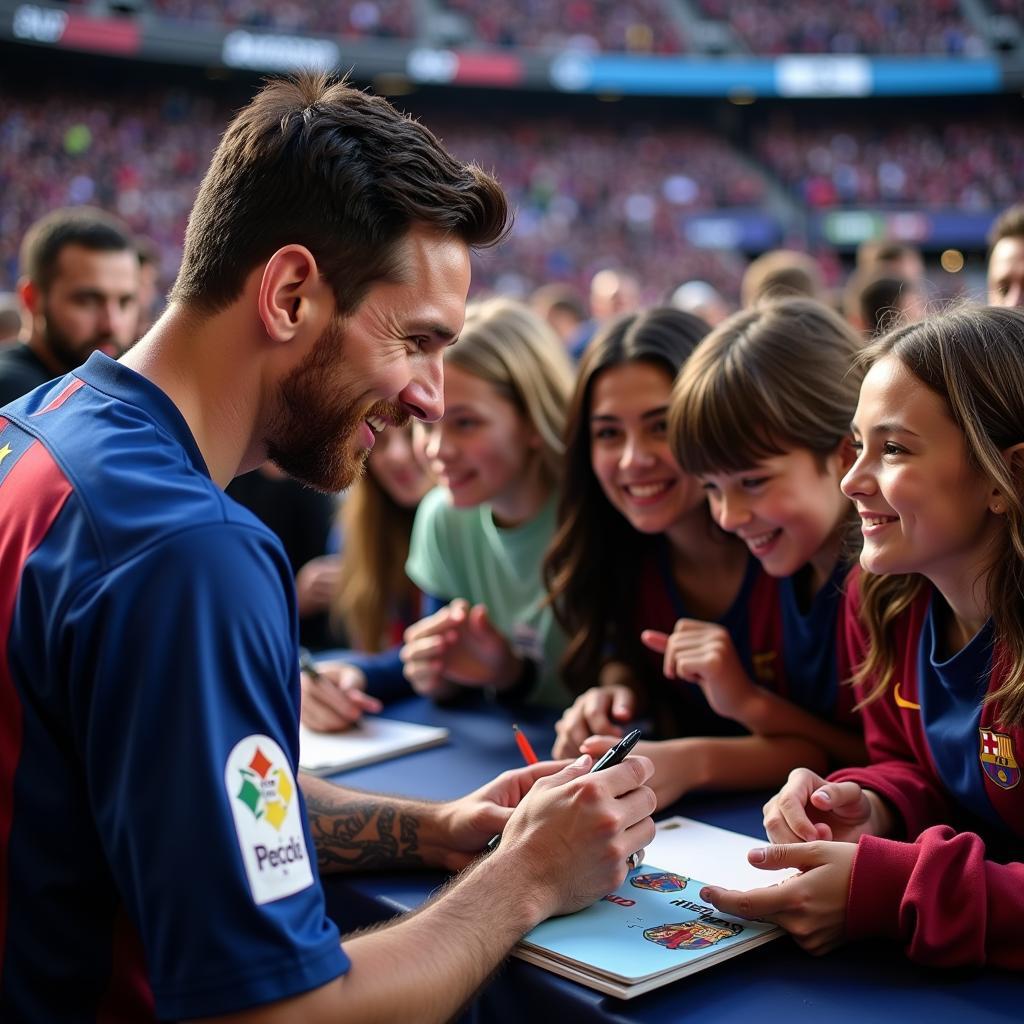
[512,723,539,765]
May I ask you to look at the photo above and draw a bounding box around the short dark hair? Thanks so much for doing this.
[172,73,510,316]
[988,203,1024,250]
[19,207,134,291]
[856,274,917,337]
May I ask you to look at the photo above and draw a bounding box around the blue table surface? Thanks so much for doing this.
[320,696,1024,1024]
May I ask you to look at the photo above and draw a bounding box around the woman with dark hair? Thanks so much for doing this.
[546,307,762,755]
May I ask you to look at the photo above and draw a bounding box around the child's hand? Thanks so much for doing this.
[700,841,857,956]
[401,599,522,697]
[300,662,382,732]
[642,620,757,723]
[552,685,635,758]
[762,767,893,844]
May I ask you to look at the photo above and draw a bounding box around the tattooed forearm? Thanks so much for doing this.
[302,781,425,873]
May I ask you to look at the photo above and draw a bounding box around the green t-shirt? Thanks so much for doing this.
[405,487,571,709]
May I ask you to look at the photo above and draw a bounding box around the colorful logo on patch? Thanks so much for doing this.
[644,920,741,951]
[979,728,1020,790]
[630,872,690,893]
[235,745,294,829]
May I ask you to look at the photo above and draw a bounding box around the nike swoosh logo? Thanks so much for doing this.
[894,682,921,711]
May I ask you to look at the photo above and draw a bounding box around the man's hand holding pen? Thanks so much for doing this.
[487,749,656,920]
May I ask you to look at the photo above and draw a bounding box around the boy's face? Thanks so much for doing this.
[700,446,852,594]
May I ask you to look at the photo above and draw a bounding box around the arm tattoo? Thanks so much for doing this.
[303,788,425,873]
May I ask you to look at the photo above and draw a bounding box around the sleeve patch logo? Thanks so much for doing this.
[225,735,315,905]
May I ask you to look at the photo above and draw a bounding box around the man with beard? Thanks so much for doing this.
[0,207,139,405]
[0,75,656,1023]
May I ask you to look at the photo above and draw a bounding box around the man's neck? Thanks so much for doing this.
[120,303,264,489]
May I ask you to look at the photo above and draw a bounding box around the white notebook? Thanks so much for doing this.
[298,717,449,774]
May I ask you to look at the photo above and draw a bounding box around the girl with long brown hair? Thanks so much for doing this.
[705,307,1024,967]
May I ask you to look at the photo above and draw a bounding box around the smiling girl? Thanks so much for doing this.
[400,298,575,707]
[546,308,761,756]
[703,306,1024,968]
[656,300,867,758]
[576,300,867,805]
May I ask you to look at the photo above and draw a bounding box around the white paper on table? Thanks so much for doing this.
[645,815,798,891]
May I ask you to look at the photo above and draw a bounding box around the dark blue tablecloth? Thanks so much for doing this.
[319,696,1023,1024]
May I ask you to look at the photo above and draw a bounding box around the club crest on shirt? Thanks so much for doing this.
[225,734,314,905]
[630,871,690,893]
[644,920,741,951]
[979,728,1020,790]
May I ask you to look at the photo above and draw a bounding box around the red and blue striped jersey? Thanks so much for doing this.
[629,545,855,738]
[832,571,1024,967]
[0,354,348,1021]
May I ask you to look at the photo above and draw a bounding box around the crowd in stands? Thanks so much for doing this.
[697,0,984,55]
[3,85,1020,307]
[66,0,993,57]
[439,0,685,52]
[756,112,1024,210]
[150,0,414,39]
[0,88,768,303]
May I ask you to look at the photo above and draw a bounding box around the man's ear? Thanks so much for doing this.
[257,246,325,343]
[17,277,41,317]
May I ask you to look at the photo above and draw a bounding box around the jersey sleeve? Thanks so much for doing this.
[405,487,459,602]
[847,825,1024,969]
[63,523,348,1020]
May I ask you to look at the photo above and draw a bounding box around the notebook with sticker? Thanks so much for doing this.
[513,816,793,998]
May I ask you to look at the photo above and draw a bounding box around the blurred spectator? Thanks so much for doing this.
[856,239,926,284]
[845,272,926,336]
[0,206,138,407]
[670,279,732,325]
[987,203,1024,308]
[530,282,588,348]
[590,268,641,321]
[698,0,983,55]
[740,249,825,308]
[569,267,642,359]
[0,293,21,344]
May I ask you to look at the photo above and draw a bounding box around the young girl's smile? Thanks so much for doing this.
[416,362,542,524]
[843,354,1000,591]
[589,362,704,537]
[701,447,851,591]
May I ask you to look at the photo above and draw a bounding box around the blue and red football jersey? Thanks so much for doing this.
[628,542,855,737]
[0,354,348,1020]
[832,571,1024,968]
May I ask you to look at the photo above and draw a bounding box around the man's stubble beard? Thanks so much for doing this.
[42,301,116,374]
[265,315,407,494]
